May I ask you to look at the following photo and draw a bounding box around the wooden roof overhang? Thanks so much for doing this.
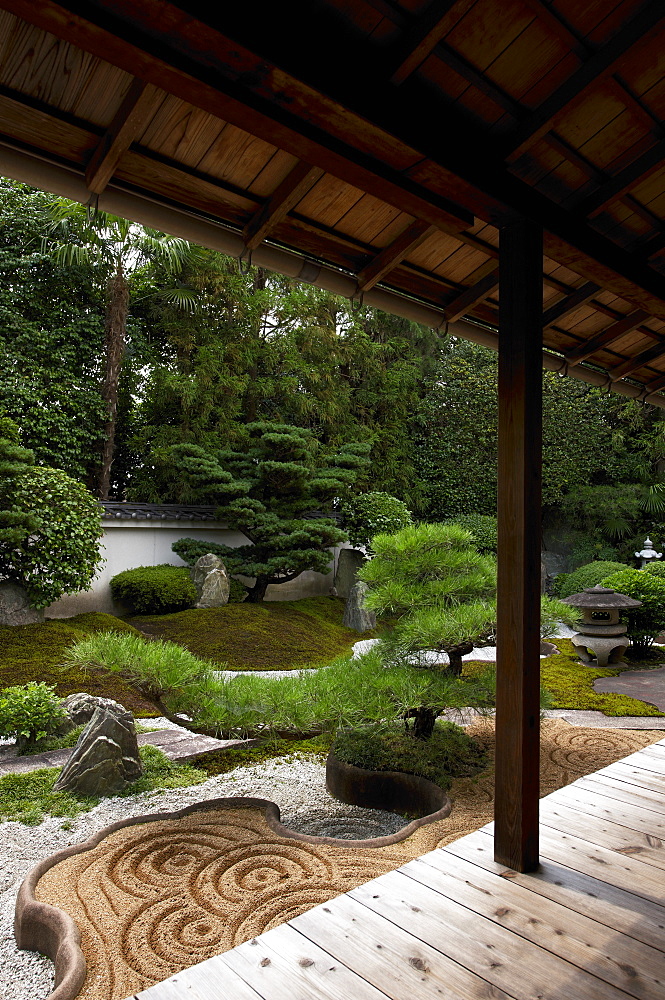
[0,1,664,403]
[0,1,664,882]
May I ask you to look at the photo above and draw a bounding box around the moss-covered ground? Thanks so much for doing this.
[539,639,665,716]
[128,597,369,670]
[0,613,160,717]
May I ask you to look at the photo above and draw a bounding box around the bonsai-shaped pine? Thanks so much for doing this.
[358,522,496,738]
[0,416,40,549]
[170,422,370,602]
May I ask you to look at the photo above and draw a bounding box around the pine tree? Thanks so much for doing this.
[0,416,40,550]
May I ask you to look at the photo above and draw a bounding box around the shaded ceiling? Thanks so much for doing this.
[1,1,665,402]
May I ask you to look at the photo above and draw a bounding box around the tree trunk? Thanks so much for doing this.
[445,640,474,677]
[246,576,270,602]
[98,262,129,500]
[404,706,437,740]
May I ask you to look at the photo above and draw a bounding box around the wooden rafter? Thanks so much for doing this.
[519,0,587,60]
[610,339,665,382]
[85,78,161,195]
[541,282,600,329]
[444,267,500,323]
[643,372,665,398]
[575,140,665,219]
[243,162,323,251]
[355,220,435,293]
[505,1,665,163]
[566,309,651,366]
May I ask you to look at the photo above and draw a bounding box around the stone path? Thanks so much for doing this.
[593,664,665,712]
[0,730,248,778]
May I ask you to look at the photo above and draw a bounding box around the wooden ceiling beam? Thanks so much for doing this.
[355,219,435,292]
[643,372,665,398]
[575,139,665,219]
[610,339,665,382]
[542,281,600,328]
[85,78,162,194]
[243,162,324,251]
[505,1,665,163]
[444,267,500,322]
[519,0,588,59]
[566,309,651,366]
[390,0,474,85]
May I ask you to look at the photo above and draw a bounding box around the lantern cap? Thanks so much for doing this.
[561,585,641,609]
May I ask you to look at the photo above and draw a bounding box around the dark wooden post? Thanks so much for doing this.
[494,217,543,872]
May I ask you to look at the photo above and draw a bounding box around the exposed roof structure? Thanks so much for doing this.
[1,1,665,403]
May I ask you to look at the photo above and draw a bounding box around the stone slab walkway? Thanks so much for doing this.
[0,730,248,778]
[593,665,665,712]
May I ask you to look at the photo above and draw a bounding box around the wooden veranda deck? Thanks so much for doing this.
[131,737,665,1000]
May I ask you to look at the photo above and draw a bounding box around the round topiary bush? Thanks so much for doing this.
[601,567,665,653]
[644,561,665,579]
[110,564,197,615]
[554,560,629,598]
[339,491,412,550]
[1,465,103,608]
[0,681,67,749]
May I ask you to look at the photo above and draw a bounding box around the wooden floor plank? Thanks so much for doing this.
[405,851,665,999]
[548,781,665,835]
[575,771,665,812]
[595,760,665,795]
[348,867,644,1000]
[539,798,665,870]
[133,955,265,999]
[289,889,517,1000]
[217,923,393,1000]
[444,831,665,951]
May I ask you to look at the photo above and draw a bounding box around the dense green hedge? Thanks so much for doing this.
[110,564,197,615]
[553,560,628,598]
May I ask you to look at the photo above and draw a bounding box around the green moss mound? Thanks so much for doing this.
[540,640,665,716]
[129,597,369,670]
[0,613,159,716]
[332,720,487,791]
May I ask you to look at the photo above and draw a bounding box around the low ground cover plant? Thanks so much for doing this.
[0,745,207,825]
[332,720,487,790]
[110,564,197,614]
[128,596,365,670]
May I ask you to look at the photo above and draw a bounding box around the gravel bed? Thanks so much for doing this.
[0,722,408,1000]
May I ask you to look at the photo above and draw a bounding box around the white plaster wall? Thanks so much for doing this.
[46,520,341,618]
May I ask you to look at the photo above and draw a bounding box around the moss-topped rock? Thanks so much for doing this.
[0,614,159,716]
[128,597,369,670]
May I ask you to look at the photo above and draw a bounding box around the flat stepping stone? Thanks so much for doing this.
[594,666,665,713]
[0,729,249,778]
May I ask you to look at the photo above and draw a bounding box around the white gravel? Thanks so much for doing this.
[0,720,408,1000]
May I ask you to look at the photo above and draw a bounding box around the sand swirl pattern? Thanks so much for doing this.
[32,720,665,1000]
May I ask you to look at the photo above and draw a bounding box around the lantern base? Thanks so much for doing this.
[571,633,629,668]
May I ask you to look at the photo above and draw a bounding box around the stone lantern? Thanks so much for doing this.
[635,537,662,569]
[561,585,641,667]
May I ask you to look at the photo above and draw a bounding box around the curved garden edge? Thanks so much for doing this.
[325,748,452,823]
[14,790,452,1000]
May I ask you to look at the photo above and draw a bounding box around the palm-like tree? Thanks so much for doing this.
[46,201,198,499]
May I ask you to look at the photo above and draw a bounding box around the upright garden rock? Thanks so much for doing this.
[193,553,230,607]
[343,581,376,633]
[334,548,366,599]
[53,705,143,796]
[0,581,43,625]
[62,692,130,728]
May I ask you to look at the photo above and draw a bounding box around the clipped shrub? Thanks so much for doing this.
[338,491,413,551]
[554,560,628,598]
[644,561,665,579]
[110,564,197,615]
[601,567,665,652]
[0,681,67,749]
[446,514,497,555]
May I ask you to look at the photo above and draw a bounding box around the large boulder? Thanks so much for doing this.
[0,581,44,626]
[343,581,376,633]
[53,705,143,796]
[61,692,130,728]
[193,553,230,607]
